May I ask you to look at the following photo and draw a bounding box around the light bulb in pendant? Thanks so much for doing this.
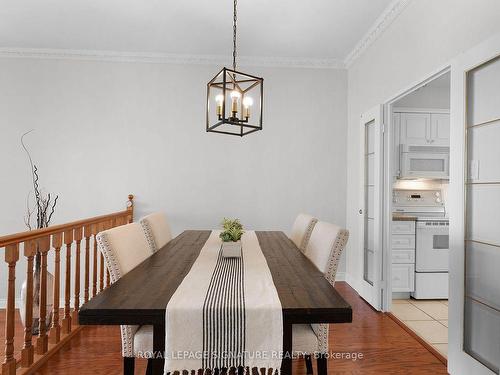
[243,96,253,118]
[230,90,240,114]
[215,94,224,116]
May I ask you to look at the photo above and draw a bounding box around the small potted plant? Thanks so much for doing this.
[219,218,244,257]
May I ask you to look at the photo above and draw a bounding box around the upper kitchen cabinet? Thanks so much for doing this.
[400,113,431,145]
[393,110,450,179]
[399,111,450,146]
[430,113,450,146]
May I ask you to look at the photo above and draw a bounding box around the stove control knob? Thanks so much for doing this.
[435,192,440,197]
[436,198,442,203]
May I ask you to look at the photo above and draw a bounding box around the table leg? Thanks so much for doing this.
[153,322,165,375]
[281,319,292,375]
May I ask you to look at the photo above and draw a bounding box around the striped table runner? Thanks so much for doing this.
[164,231,283,374]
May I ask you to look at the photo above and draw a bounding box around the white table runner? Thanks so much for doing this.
[164,231,283,374]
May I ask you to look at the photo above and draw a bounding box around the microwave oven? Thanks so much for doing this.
[400,144,450,179]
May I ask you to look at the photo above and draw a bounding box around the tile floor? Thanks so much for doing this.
[391,299,448,358]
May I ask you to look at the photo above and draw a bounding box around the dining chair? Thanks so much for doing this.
[293,221,349,375]
[139,212,172,253]
[290,213,318,252]
[96,222,155,375]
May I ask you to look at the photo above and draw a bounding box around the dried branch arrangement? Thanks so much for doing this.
[21,130,59,269]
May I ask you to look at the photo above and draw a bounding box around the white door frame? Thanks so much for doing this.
[447,32,500,375]
[358,105,384,310]
[381,66,451,313]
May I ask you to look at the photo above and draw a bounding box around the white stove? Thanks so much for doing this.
[393,189,449,299]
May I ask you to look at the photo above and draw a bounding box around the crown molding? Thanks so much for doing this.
[0,47,345,69]
[344,0,412,68]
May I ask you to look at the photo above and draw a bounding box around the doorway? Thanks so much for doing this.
[384,70,451,361]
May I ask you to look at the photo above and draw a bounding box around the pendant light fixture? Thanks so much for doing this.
[206,0,263,137]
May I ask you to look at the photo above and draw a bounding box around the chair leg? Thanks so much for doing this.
[124,357,135,375]
[305,355,314,374]
[317,354,327,375]
[146,358,153,375]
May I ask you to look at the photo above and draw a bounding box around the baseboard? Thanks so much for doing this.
[335,272,346,281]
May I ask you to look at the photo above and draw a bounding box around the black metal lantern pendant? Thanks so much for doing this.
[206,0,263,137]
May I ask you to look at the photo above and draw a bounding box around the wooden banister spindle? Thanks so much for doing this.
[49,233,62,344]
[92,224,98,297]
[62,229,73,334]
[36,236,50,355]
[2,244,19,375]
[83,225,91,303]
[21,240,36,367]
[72,227,82,324]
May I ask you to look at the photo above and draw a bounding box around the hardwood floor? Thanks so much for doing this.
[1,282,448,374]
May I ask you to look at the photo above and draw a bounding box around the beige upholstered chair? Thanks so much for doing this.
[290,213,318,252]
[292,221,349,375]
[96,222,154,375]
[139,212,173,253]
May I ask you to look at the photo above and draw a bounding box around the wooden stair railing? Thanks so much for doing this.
[1,194,134,375]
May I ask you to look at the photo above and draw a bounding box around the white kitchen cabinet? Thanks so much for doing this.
[392,220,416,292]
[397,110,450,146]
[391,234,416,250]
[392,220,416,235]
[430,113,450,146]
[400,113,431,146]
[392,264,415,292]
[392,249,416,264]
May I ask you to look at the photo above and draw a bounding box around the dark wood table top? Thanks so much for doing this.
[79,230,352,326]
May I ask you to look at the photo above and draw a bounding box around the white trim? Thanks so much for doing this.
[393,107,450,114]
[344,0,412,67]
[0,47,345,69]
[335,271,346,282]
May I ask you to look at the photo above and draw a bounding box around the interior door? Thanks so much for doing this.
[359,105,383,310]
[449,33,500,375]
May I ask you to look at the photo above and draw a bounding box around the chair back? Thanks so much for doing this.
[139,212,172,252]
[306,221,349,354]
[305,221,349,285]
[290,213,318,252]
[96,222,152,282]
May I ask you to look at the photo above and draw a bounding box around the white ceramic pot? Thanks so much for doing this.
[20,271,54,334]
[221,240,242,258]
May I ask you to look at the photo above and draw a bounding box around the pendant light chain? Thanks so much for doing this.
[233,0,237,71]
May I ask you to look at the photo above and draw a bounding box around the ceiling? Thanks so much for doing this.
[0,0,395,66]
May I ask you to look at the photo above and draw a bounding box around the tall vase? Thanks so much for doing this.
[20,270,54,334]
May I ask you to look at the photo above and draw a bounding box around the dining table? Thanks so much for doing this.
[79,230,352,375]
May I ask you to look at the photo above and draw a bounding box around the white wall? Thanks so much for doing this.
[0,58,348,301]
[394,85,450,109]
[345,0,500,291]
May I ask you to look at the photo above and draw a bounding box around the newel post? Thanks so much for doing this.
[2,244,19,375]
[127,194,134,223]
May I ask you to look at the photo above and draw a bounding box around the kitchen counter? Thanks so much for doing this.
[393,214,417,221]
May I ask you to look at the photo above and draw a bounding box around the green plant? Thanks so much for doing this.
[219,218,244,242]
